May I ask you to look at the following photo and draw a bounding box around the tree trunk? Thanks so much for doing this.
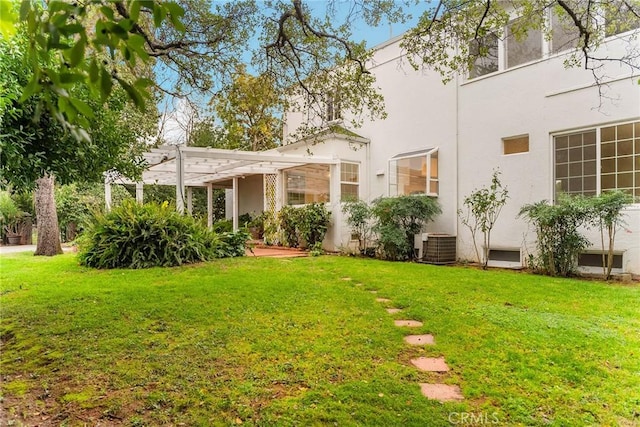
[34,174,63,256]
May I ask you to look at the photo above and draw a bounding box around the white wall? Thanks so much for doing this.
[283,33,640,274]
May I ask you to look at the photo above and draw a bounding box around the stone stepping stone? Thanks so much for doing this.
[411,357,450,372]
[369,290,378,294]
[375,298,391,303]
[419,383,463,402]
[386,308,402,314]
[404,334,435,345]
[394,320,423,327]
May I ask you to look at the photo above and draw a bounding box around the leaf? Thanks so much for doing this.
[59,72,85,84]
[68,37,85,67]
[100,67,113,100]
[152,4,165,27]
[89,59,99,83]
[129,0,141,23]
[0,0,17,39]
[69,97,94,118]
[118,79,145,109]
[19,72,40,102]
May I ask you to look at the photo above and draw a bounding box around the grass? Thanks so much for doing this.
[1,253,639,426]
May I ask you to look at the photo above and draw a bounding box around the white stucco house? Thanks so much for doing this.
[125,18,640,276]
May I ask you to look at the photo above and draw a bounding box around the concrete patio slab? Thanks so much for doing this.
[411,357,450,372]
[419,383,463,401]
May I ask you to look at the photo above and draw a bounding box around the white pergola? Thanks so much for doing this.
[107,145,339,230]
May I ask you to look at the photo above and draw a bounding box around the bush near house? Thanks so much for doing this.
[372,195,442,261]
[78,201,249,269]
[277,203,330,248]
[519,191,633,278]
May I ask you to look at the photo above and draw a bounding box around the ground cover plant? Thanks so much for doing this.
[1,254,639,426]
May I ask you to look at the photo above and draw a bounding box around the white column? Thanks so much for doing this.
[187,187,193,215]
[104,179,112,212]
[207,183,214,229]
[176,146,185,214]
[135,182,144,204]
[232,177,239,231]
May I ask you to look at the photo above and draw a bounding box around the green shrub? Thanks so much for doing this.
[297,203,331,247]
[519,196,591,277]
[342,199,374,254]
[78,201,248,269]
[278,205,301,247]
[372,195,442,261]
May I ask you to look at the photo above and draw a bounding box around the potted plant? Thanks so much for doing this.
[0,191,25,245]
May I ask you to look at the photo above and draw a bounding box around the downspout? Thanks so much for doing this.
[454,60,460,242]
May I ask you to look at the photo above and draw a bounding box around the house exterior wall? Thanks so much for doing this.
[283,32,640,275]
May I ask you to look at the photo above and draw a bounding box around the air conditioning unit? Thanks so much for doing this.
[422,234,456,264]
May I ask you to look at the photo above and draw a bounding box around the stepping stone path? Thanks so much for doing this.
[404,334,435,345]
[370,291,464,403]
[394,320,423,327]
[411,357,449,372]
[419,384,464,402]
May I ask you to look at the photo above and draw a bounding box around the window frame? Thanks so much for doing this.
[552,120,640,203]
[340,162,360,202]
[388,148,439,197]
[283,164,331,206]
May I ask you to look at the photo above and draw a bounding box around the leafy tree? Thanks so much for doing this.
[212,66,283,151]
[0,32,156,255]
[458,170,509,269]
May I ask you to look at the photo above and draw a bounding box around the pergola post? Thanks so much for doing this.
[175,145,185,214]
[207,183,213,229]
[232,177,239,231]
[187,187,193,215]
[104,179,112,212]
[135,182,144,204]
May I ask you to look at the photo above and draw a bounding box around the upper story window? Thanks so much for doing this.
[505,18,543,68]
[605,0,640,36]
[554,120,640,201]
[389,148,439,197]
[285,164,330,205]
[325,92,342,122]
[550,9,580,53]
[340,162,359,202]
[469,33,500,78]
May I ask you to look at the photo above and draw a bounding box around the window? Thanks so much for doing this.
[503,135,530,155]
[389,148,439,196]
[554,130,597,196]
[469,33,499,78]
[550,9,580,53]
[284,164,330,205]
[340,162,359,202]
[326,92,342,122]
[605,0,640,36]
[554,120,640,200]
[505,18,543,68]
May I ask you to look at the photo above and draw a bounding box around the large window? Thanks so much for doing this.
[550,9,580,53]
[340,162,359,202]
[285,164,330,205]
[469,33,500,78]
[389,149,439,196]
[554,120,640,200]
[505,18,543,68]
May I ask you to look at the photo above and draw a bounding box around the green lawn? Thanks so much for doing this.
[1,253,639,426]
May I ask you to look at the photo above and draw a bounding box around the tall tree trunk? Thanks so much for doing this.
[34,174,63,256]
